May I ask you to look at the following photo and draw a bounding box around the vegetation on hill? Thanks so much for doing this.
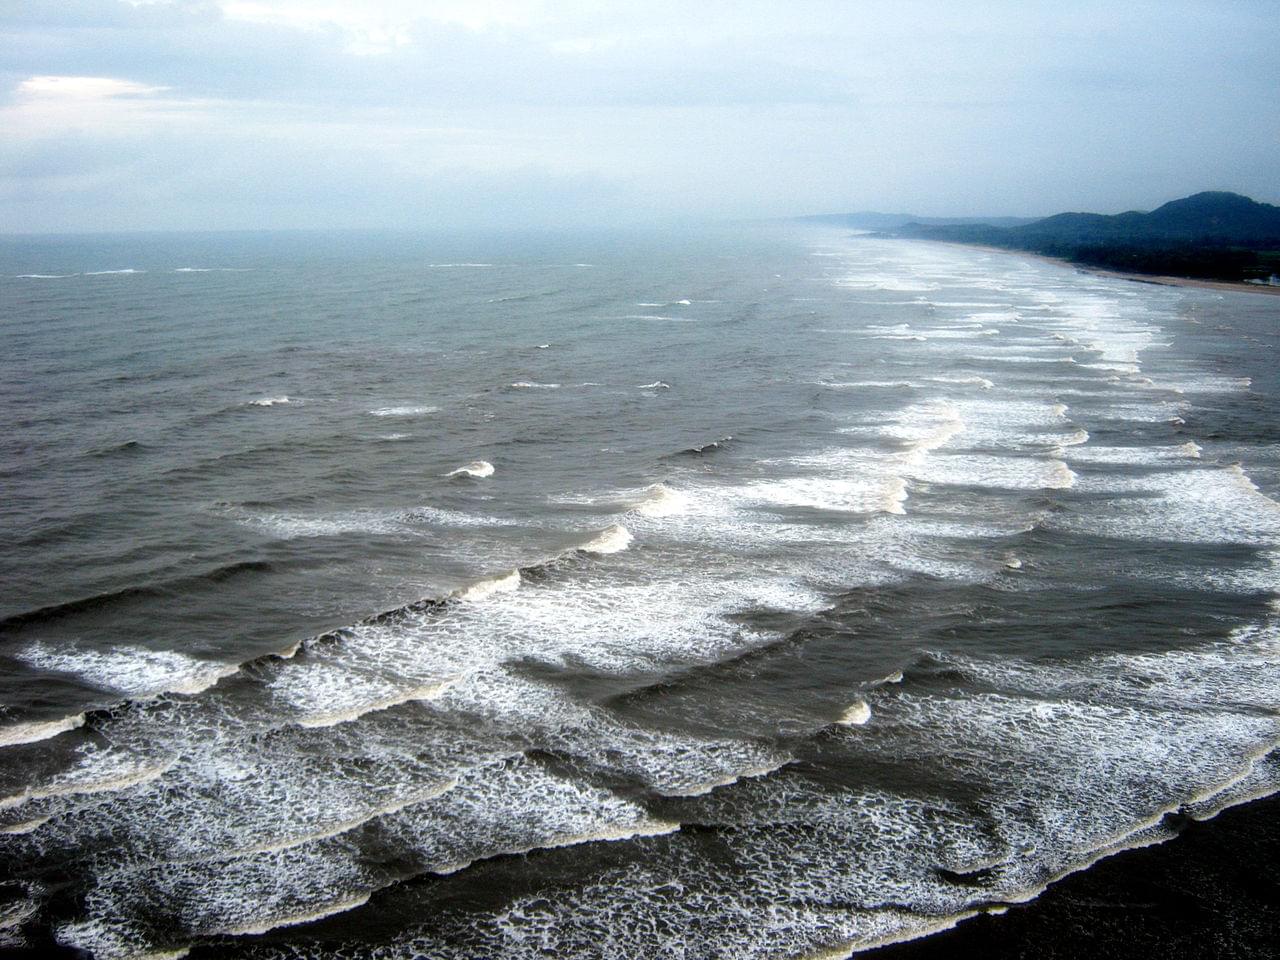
[887,192,1280,283]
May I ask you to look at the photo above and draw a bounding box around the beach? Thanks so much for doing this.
[870,793,1280,959]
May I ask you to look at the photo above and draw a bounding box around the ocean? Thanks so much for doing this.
[1,226,1278,959]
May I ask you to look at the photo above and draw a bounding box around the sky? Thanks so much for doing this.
[1,0,1277,233]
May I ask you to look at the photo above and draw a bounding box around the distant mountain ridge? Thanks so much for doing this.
[799,211,1040,230]
[883,192,1280,284]
[1006,192,1280,245]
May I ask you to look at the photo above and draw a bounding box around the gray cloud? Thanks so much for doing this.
[2,0,1278,232]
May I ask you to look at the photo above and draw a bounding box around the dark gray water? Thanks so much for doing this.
[2,227,1279,959]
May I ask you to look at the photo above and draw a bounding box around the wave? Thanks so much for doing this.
[454,570,521,602]
[293,679,457,728]
[370,405,439,417]
[221,892,374,937]
[0,713,85,748]
[236,508,414,539]
[825,380,917,390]
[925,376,994,390]
[510,381,561,390]
[0,560,273,632]
[837,699,872,725]
[0,753,175,811]
[15,642,240,700]
[745,474,909,515]
[427,263,493,268]
[636,381,670,390]
[631,483,691,517]
[614,321,696,330]
[235,780,460,857]
[676,436,732,457]
[447,460,495,479]
[14,273,78,279]
[248,396,291,407]
[659,756,794,798]
[84,269,143,275]
[578,524,633,555]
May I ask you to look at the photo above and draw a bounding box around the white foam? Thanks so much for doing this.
[925,376,994,389]
[838,700,872,726]
[446,460,495,479]
[636,381,671,390]
[248,396,290,407]
[578,524,633,555]
[286,677,455,728]
[0,713,85,748]
[15,644,238,700]
[510,381,561,389]
[236,509,411,539]
[14,273,77,279]
[370,405,439,417]
[632,483,691,518]
[454,570,521,602]
[1061,464,1280,545]
[85,269,143,275]
[1,751,175,811]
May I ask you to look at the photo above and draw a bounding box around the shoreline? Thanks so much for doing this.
[862,791,1280,959]
[955,242,1280,296]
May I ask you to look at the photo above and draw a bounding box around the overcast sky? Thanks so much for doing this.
[2,0,1277,232]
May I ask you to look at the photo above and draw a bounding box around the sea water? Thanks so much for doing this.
[1,226,1279,958]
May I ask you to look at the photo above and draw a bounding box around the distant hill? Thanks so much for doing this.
[799,212,1040,231]
[885,192,1280,283]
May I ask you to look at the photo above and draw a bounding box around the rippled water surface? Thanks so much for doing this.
[2,227,1279,959]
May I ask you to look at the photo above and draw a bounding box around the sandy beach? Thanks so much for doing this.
[955,243,1280,297]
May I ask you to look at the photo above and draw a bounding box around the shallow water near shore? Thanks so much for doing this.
[2,226,1279,959]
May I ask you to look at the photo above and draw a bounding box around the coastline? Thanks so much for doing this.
[957,242,1280,296]
[863,791,1280,959]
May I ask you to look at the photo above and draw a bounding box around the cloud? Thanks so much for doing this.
[17,75,168,98]
[1,0,1278,231]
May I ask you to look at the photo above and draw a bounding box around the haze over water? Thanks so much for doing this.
[2,227,1280,958]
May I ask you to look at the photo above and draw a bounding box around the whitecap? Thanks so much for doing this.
[578,524,633,555]
[454,570,521,602]
[447,460,495,479]
[838,700,872,725]
[632,483,691,517]
[0,713,85,748]
[15,644,238,700]
[370,405,439,417]
[248,396,290,407]
[925,376,994,390]
[291,679,457,729]
[510,381,561,390]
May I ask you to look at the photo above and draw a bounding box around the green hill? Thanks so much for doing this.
[889,192,1280,283]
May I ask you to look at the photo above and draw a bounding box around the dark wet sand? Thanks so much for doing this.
[867,793,1280,959]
